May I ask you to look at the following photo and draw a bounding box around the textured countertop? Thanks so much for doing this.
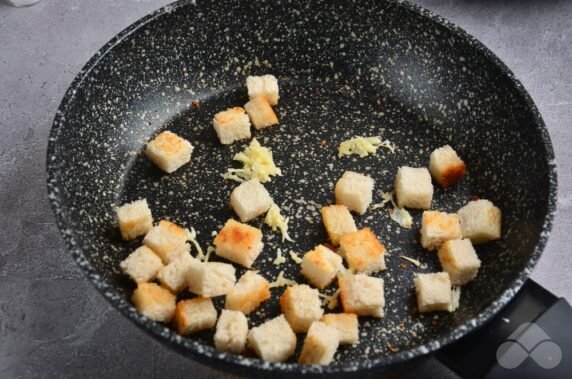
[1,0,570,377]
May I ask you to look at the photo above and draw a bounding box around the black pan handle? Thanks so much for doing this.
[437,279,572,379]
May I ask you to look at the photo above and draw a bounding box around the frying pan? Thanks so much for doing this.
[47,0,561,377]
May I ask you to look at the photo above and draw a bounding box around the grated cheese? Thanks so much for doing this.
[370,190,396,210]
[222,138,282,183]
[204,246,215,262]
[264,204,293,242]
[186,227,205,260]
[273,248,286,265]
[289,251,303,264]
[338,136,396,158]
[269,271,297,288]
[401,256,421,267]
[389,207,413,229]
[318,289,340,310]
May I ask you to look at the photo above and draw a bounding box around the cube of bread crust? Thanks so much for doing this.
[438,239,481,285]
[320,313,359,345]
[214,309,249,354]
[299,321,340,365]
[338,273,384,317]
[246,75,279,105]
[157,254,200,293]
[143,221,190,264]
[248,315,296,363]
[187,262,236,297]
[279,284,324,333]
[339,228,386,274]
[225,270,270,314]
[213,107,251,145]
[131,282,176,323]
[214,219,264,268]
[230,179,273,222]
[120,246,163,282]
[244,96,279,130]
[174,297,217,335]
[420,211,462,251]
[414,272,456,313]
[321,205,357,246]
[116,199,153,240]
[458,199,502,244]
[429,145,466,188]
[301,245,343,289]
[145,131,193,173]
[394,166,434,209]
[335,171,375,215]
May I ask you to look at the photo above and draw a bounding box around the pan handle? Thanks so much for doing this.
[437,279,572,379]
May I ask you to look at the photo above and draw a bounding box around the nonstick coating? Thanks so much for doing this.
[47,0,556,375]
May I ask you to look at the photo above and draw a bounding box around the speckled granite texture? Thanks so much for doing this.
[1,0,571,378]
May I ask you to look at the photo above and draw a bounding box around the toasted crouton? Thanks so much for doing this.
[280,284,324,333]
[115,199,153,240]
[246,75,279,105]
[321,205,357,246]
[225,270,270,315]
[339,228,386,274]
[156,254,199,293]
[248,315,296,363]
[335,171,375,215]
[299,321,340,365]
[338,273,384,317]
[187,261,236,297]
[244,96,279,130]
[120,245,163,282]
[320,313,359,345]
[174,297,217,335]
[229,179,273,222]
[420,211,462,251]
[301,245,343,289]
[143,220,190,264]
[438,239,481,285]
[145,131,193,173]
[429,145,466,187]
[458,199,502,244]
[213,107,251,145]
[131,282,176,323]
[214,219,264,268]
[214,309,249,354]
[414,272,457,313]
[394,166,433,209]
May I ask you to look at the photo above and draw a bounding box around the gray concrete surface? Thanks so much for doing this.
[0,0,570,378]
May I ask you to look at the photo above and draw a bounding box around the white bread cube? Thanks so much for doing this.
[213,107,251,145]
[394,166,433,209]
[225,270,270,315]
[301,245,343,289]
[244,96,279,130]
[214,219,264,268]
[229,179,273,222]
[214,309,249,354]
[321,205,357,246]
[279,284,324,333]
[120,246,163,282]
[335,171,374,215]
[320,313,359,345]
[429,145,466,188]
[248,315,296,363]
[156,254,199,293]
[414,272,456,313]
[438,239,481,285]
[458,199,502,244]
[131,282,176,323]
[143,220,190,264]
[339,228,386,274]
[187,261,236,297]
[420,211,463,251]
[174,297,217,335]
[145,131,193,173]
[338,273,384,317]
[246,75,279,105]
[299,321,340,365]
[116,199,153,240]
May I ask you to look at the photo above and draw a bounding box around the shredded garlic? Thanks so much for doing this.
[264,204,293,242]
[338,136,396,158]
[269,271,297,288]
[389,207,413,229]
[401,256,421,267]
[273,248,286,265]
[222,138,282,183]
[289,251,303,264]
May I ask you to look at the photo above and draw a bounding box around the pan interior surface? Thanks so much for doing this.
[47,0,555,373]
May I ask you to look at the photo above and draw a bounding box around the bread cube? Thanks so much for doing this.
[299,321,340,365]
[429,145,466,187]
[214,219,264,268]
[187,261,236,297]
[145,131,193,173]
[279,284,324,333]
[394,166,433,209]
[335,171,374,215]
[116,199,153,240]
[213,107,251,145]
[321,205,357,246]
[214,309,249,354]
[120,246,163,282]
[244,96,279,130]
[458,199,502,244]
[157,254,199,293]
[420,211,462,251]
[174,297,217,335]
[246,75,279,105]
[248,315,296,363]
[143,220,190,264]
[339,228,386,274]
[414,272,456,313]
[225,270,270,314]
[338,273,384,317]
[229,179,273,222]
[438,239,481,285]
[131,282,176,323]
[301,245,343,289]
[320,313,359,345]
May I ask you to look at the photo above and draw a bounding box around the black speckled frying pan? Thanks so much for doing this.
[47,0,562,377]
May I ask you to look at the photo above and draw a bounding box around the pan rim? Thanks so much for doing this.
[46,0,558,374]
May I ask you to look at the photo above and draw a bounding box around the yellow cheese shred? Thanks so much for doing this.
[273,248,286,265]
[338,136,396,158]
[186,227,205,260]
[269,271,298,288]
[264,204,293,242]
[371,191,413,229]
[222,138,282,183]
